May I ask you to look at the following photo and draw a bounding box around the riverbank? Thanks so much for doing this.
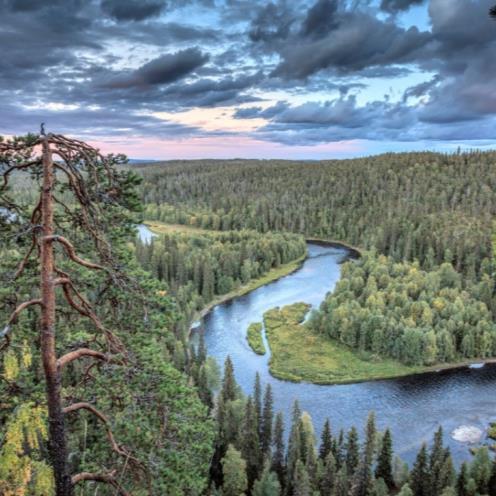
[144,220,308,328]
[305,237,362,259]
[264,302,423,384]
[144,220,212,235]
[263,302,496,385]
[190,253,307,326]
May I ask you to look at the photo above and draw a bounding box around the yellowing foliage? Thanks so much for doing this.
[3,350,19,382]
[0,403,54,496]
[3,342,32,382]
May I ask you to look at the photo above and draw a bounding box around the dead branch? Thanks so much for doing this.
[57,348,112,370]
[1,159,42,192]
[71,471,131,496]
[63,402,143,468]
[1,299,43,350]
[13,235,38,279]
[58,277,126,355]
[43,235,105,271]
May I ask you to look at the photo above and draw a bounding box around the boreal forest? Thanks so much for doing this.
[3,0,496,494]
[2,131,496,496]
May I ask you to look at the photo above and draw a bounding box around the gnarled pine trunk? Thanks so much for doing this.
[40,136,72,495]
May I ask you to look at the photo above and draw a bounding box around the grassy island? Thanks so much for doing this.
[264,302,423,384]
[246,322,266,354]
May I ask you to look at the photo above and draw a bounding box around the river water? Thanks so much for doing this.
[195,243,496,465]
[137,226,496,464]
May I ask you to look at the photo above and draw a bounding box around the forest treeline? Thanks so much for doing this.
[309,253,496,366]
[134,152,496,277]
[209,356,496,496]
[134,229,306,325]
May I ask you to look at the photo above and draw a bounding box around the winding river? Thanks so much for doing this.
[138,226,496,465]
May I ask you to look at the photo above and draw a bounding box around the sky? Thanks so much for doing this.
[1,0,495,159]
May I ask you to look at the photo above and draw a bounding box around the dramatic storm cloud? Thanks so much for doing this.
[0,0,495,158]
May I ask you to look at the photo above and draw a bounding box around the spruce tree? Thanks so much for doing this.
[456,462,470,496]
[350,459,373,496]
[335,466,349,496]
[375,428,393,489]
[261,384,274,457]
[438,449,455,494]
[410,443,429,496]
[254,372,263,435]
[333,429,345,469]
[272,412,286,489]
[429,427,444,496]
[201,258,214,301]
[286,401,302,494]
[299,412,316,465]
[346,427,360,475]
[222,355,237,402]
[241,396,262,489]
[319,452,337,496]
[470,447,492,495]
[319,419,333,461]
[197,331,207,365]
[293,460,312,496]
[198,365,213,408]
[304,440,318,492]
[364,412,377,465]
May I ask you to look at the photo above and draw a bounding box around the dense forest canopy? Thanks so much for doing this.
[135,152,496,277]
[134,229,306,326]
[2,136,496,496]
[310,254,496,366]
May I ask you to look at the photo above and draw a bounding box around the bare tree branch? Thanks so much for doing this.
[57,276,126,354]
[43,235,105,271]
[57,348,112,370]
[71,471,131,496]
[1,159,42,192]
[63,402,143,468]
[1,299,43,350]
[14,233,39,279]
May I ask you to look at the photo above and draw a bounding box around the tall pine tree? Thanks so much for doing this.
[261,384,274,457]
[319,419,333,461]
[375,429,393,489]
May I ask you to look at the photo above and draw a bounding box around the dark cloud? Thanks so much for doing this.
[0,101,202,140]
[403,76,440,102]
[103,48,209,88]
[272,10,431,79]
[100,0,168,21]
[300,0,339,38]
[249,1,294,42]
[234,101,289,119]
[162,72,264,107]
[0,0,495,150]
[380,0,425,13]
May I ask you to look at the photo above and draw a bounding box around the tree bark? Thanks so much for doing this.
[40,136,72,495]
